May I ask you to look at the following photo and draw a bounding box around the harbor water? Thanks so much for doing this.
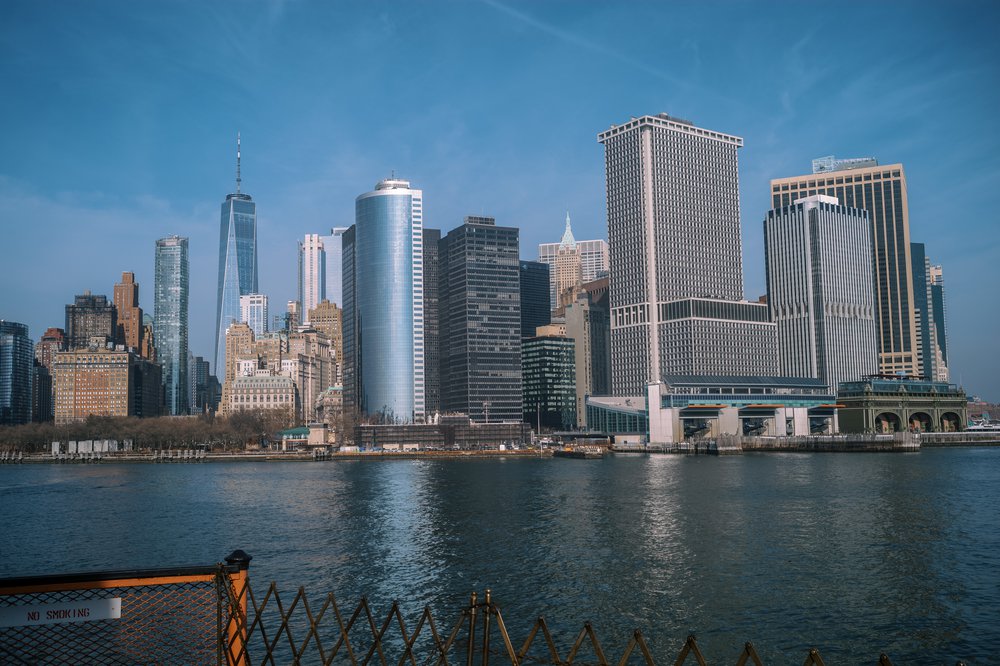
[2,448,999,662]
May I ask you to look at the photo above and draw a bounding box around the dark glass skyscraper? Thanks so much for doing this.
[155,235,189,415]
[214,134,257,374]
[0,320,34,425]
[522,334,575,430]
[439,216,522,423]
[519,260,550,338]
[911,242,949,381]
[423,228,441,417]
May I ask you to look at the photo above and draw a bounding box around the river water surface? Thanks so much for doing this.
[2,448,999,663]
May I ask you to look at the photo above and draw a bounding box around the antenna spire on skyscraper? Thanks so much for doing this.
[560,210,576,249]
[236,132,242,194]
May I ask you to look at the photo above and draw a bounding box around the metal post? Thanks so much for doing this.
[224,550,252,666]
[467,591,478,666]
[481,589,492,666]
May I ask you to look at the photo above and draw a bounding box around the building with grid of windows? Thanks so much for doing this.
[224,374,298,416]
[240,293,268,337]
[522,334,576,431]
[422,228,442,416]
[52,347,162,424]
[113,272,145,355]
[308,299,343,384]
[598,114,777,395]
[439,216,522,423]
[929,265,948,380]
[911,243,949,381]
[771,159,919,378]
[342,178,425,423]
[563,281,611,427]
[538,214,609,312]
[323,227,350,307]
[764,194,877,392]
[33,327,65,422]
[519,260,550,339]
[65,292,116,350]
[1,320,34,425]
[298,234,326,326]
[154,235,189,415]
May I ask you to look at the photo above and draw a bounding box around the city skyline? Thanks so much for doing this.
[1,1,998,399]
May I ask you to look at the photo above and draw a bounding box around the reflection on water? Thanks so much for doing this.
[2,449,999,662]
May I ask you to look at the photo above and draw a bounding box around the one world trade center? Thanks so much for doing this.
[214,133,257,375]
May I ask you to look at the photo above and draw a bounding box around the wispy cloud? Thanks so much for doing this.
[0,176,219,359]
[482,0,688,88]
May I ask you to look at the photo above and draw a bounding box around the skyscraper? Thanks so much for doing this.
[215,134,258,374]
[598,113,777,395]
[343,178,425,422]
[35,327,66,370]
[65,292,116,350]
[325,227,350,306]
[563,280,611,426]
[519,260,550,338]
[771,159,919,377]
[239,293,269,336]
[155,235,189,415]
[308,299,343,383]
[285,301,300,331]
[538,213,609,311]
[298,234,326,325]
[551,213,580,311]
[522,334,576,430]
[764,195,878,391]
[52,348,161,423]
[422,228,442,416]
[1,320,34,425]
[439,216,522,423]
[114,271,145,354]
[911,243,949,381]
[929,265,949,381]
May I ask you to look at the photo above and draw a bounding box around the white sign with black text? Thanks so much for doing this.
[0,598,122,628]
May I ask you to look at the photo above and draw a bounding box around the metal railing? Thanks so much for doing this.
[0,550,249,665]
[1,552,970,665]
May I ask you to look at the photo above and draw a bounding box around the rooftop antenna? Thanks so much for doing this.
[236,132,242,194]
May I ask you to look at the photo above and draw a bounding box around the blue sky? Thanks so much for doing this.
[2,1,998,400]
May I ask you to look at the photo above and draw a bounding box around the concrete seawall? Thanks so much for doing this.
[614,432,1000,454]
[4,449,553,464]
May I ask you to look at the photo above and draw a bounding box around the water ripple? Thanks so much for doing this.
[1,449,999,661]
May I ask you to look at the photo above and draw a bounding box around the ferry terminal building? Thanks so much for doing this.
[585,375,967,443]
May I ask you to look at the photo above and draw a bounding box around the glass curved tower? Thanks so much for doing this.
[344,178,424,423]
[214,134,258,374]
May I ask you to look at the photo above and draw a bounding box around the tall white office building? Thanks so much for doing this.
[239,293,269,337]
[764,195,878,392]
[324,227,349,306]
[298,234,326,326]
[598,113,777,395]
